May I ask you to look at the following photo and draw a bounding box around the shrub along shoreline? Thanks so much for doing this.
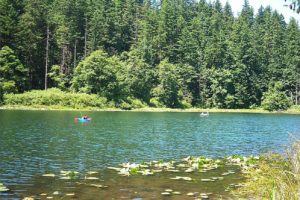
[1,88,300,114]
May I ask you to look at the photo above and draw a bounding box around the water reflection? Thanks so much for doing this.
[0,111,299,198]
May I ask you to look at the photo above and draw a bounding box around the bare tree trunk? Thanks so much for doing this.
[134,6,138,44]
[84,17,87,58]
[61,47,65,73]
[296,84,298,105]
[45,25,50,90]
[74,39,77,68]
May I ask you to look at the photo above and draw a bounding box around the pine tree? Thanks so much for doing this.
[284,18,300,105]
[0,0,23,48]
[0,46,28,93]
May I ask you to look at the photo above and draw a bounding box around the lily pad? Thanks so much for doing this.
[90,184,108,188]
[201,178,212,182]
[186,192,195,196]
[53,191,61,195]
[87,171,98,175]
[172,191,181,195]
[85,177,99,180]
[23,197,34,200]
[0,183,9,192]
[184,168,194,172]
[170,176,192,181]
[42,174,55,177]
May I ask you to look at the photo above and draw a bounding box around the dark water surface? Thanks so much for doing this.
[0,110,299,199]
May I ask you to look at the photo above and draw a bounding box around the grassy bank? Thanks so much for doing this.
[1,89,300,114]
[2,103,300,114]
[232,135,300,199]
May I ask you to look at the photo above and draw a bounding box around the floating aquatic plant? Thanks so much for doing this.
[129,167,139,175]
[0,183,9,192]
[60,170,80,179]
[42,173,56,177]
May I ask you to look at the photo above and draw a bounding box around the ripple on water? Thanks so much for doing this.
[0,111,299,197]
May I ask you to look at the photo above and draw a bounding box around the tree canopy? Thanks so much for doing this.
[1,0,300,110]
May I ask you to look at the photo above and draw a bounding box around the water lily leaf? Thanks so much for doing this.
[107,167,121,171]
[0,187,9,192]
[87,171,98,175]
[59,177,71,180]
[0,184,9,192]
[85,177,99,180]
[42,174,55,177]
[90,184,107,188]
[172,191,181,195]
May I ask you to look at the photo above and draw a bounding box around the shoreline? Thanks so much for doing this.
[1,105,300,114]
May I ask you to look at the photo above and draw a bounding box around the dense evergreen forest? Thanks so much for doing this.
[0,0,300,109]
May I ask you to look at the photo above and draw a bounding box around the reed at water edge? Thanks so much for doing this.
[233,133,300,199]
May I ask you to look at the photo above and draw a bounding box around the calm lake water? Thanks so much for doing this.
[0,110,300,199]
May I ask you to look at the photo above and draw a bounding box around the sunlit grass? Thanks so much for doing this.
[233,135,300,199]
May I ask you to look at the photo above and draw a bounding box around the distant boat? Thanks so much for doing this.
[200,112,209,117]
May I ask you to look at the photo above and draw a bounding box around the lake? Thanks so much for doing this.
[0,110,299,199]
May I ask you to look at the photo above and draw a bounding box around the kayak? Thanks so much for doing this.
[75,117,92,122]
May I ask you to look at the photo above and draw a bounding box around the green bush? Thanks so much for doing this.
[261,82,292,111]
[0,46,28,93]
[0,82,3,104]
[126,97,147,109]
[118,101,132,110]
[181,99,192,109]
[4,88,108,108]
[115,97,147,110]
[149,97,165,108]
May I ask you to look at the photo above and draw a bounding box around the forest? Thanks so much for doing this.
[0,0,300,110]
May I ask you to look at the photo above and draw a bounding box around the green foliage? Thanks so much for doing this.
[0,182,9,192]
[48,65,68,90]
[149,97,165,108]
[262,82,292,111]
[0,82,3,104]
[4,88,108,109]
[1,0,300,110]
[129,167,139,175]
[116,97,147,110]
[71,50,126,100]
[121,50,156,103]
[152,60,182,108]
[205,68,235,108]
[0,46,28,93]
[233,153,299,199]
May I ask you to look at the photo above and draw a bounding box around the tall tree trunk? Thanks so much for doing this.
[134,7,138,44]
[45,25,50,90]
[296,83,298,105]
[74,39,77,68]
[61,47,65,73]
[84,17,87,58]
